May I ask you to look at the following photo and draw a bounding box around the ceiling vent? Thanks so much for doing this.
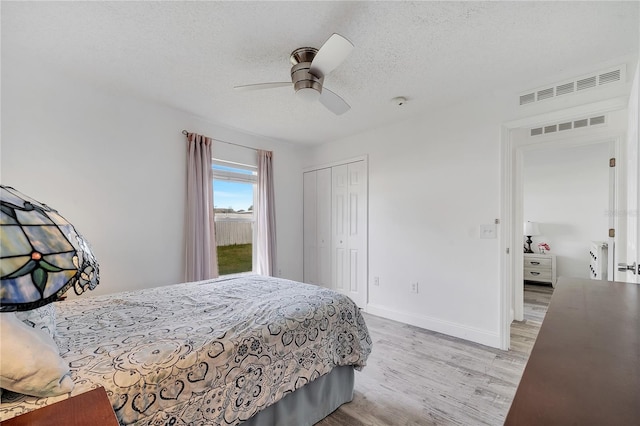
[519,65,625,106]
[529,115,606,137]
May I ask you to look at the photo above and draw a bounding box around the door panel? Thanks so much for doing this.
[335,247,346,291]
[346,161,367,307]
[350,249,358,292]
[303,171,317,284]
[317,168,332,287]
[625,134,638,283]
[333,164,348,292]
[624,65,639,283]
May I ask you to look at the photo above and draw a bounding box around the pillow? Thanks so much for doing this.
[16,304,57,339]
[0,312,74,397]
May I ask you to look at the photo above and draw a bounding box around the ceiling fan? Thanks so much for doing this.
[234,33,354,115]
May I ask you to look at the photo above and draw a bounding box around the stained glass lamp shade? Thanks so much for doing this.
[1,185,99,312]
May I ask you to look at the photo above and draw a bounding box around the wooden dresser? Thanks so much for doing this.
[505,277,640,425]
[2,387,118,426]
[523,253,556,287]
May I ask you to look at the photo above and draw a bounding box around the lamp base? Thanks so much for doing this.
[524,236,534,253]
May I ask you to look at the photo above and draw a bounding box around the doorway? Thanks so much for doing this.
[522,141,615,283]
[499,97,629,350]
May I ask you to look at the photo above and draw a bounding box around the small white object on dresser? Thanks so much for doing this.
[589,241,608,280]
[524,253,557,287]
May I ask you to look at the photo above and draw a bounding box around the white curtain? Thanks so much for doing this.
[185,133,219,281]
[256,150,277,276]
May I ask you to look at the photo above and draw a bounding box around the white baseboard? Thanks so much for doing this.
[365,304,502,349]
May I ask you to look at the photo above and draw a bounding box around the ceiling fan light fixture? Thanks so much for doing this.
[296,87,321,102]
[234,33,352,115]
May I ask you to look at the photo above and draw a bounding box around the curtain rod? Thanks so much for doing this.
[181,129,258,152]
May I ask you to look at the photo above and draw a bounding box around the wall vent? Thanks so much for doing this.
[576,76,597,91]
[558,122,572,131]
[537,88,554,101]
[519,93,536,105]
[519,65,625,106]
[574,118,589,128]
[556,82,575,96]
[599,69,621,85]
[530,115,606,137]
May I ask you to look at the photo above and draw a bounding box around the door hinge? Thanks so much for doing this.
[609,158,616,167]
[609,228,615,238]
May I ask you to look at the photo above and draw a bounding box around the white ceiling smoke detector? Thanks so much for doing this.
[391,96,407,106]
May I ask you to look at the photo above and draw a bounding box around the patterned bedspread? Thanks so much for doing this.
[0,275,372,425]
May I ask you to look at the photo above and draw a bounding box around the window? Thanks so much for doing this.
[212,160,257,275]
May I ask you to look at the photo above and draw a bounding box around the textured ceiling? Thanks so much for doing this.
[2,1,639,145]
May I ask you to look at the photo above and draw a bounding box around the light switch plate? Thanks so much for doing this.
[480,224,497,239]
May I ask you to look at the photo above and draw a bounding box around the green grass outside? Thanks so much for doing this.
[217,243,252,275]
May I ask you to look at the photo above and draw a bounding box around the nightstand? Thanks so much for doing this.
[524,253,557,287]
[2,387,118,426]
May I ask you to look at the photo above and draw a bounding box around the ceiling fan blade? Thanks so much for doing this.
[234,82,291,91]
[309,33,354,78]
[319,87,350,115]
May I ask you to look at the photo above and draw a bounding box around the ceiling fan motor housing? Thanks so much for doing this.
[233,35,352,114]
[290,47,323,95]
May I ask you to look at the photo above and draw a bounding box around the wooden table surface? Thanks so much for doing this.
[2,387,118,426]
[505,277,640,425]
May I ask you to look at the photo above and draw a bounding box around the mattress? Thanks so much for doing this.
[0,275,372,425]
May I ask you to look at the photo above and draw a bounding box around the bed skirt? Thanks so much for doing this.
[243,366,355,426]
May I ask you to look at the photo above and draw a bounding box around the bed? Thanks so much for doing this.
[0,275,372,425]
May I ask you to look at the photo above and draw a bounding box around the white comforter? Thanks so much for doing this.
[0,275,372,425]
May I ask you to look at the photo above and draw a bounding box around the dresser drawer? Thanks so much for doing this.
[524,268,552,282]
[523,253,556,287]
[524,257,552,268]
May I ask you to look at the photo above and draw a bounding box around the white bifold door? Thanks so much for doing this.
[303,168,332,288]
[303,159,368,308]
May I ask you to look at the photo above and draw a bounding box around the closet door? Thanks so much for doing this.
[316,168,332,288]
[303,171,318,284]
[333,164,348,292]
[303,168,332,287]
[332,161,367,308]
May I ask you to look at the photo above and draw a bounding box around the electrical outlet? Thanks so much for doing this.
[373,276,380,286]
[410,282,419,293]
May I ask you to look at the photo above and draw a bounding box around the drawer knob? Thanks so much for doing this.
[530,272,540,276]
[530,261,540,265]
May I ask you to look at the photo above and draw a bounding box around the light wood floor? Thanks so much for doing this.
[317,284,553,426]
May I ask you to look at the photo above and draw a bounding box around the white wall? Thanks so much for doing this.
[523,142,611,279]
[305,56,638,348]
[1,64,306,297]
[307,97,506,346]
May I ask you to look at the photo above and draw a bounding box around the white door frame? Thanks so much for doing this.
[499,96,629,350]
